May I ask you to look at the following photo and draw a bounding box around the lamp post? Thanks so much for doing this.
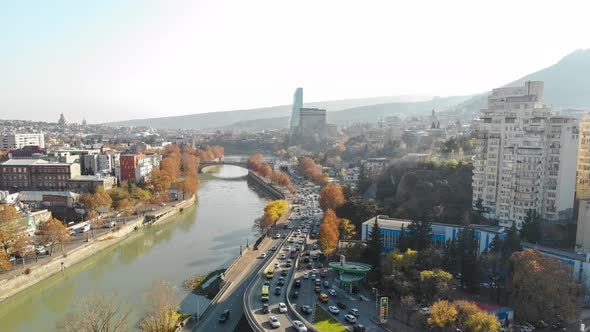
[372,287,379,320]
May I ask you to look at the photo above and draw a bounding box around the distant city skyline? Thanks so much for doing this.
[1,0,589,123]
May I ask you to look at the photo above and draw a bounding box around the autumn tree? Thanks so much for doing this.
[318,209,341,254]
[277,173,291,187]
[259,163,273,178]
[0,249,11,270]
[428,300,458,328]
[508,249,579,323]
[464,311,501,332]
[79,186,113,213]
[428,300,501,332]
[116,198,134,216]
[0,204,26,251]
[319,183,346,211]
[148,168,174,195]
[339,219,356,240]
[140,280,180,332]
[419,270,452,304]
[39,218,71,254]
[247,154,263,172]
[57,293,130,332]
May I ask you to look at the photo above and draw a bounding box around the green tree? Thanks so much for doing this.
[364,217,383,284]
[458,226,480,291]
[397,224,409,253]
[419,270,452,303]
[407,220,432,251]
[442,238,459,274]
[520,209,542,243]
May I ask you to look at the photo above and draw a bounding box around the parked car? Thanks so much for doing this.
[292,291,299,299]
[279,302,288,313]
[269,316,281,328]
[349,308,359,317]
[337,302,347,309]
[218,309,230,323]
[262,304,270,314]
[345,314,357,323]
[353,324,366,332]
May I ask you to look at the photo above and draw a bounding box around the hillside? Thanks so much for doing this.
[443,49,590,120]
[105,94,432,129]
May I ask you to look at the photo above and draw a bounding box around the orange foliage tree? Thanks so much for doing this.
[319,183,346,211]
[318,209,341,254]
[297,156,329,186]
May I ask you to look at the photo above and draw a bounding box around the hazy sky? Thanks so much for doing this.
[1,0,589,123]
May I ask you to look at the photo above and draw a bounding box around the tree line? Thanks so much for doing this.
[246,154,292,188]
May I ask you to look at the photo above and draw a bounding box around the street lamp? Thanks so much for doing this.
[372,287,379,320]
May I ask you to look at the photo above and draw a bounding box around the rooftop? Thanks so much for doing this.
[1,159,49,166]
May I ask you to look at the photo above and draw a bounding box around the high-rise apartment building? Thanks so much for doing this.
[576,113,590,200]
[1,133,45,150]
[472,81,579,228]
[289,88,303,135]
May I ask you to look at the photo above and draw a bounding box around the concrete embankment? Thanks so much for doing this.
[0,195,196,302]
[246,171,286,200]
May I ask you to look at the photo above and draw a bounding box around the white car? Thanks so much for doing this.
[280,254,286,260]
[421,307,431,315]
[274,262,280,268]
[292,320,307,332]
[344,314,357,323]
[328,289,337,296]
[349,308,359,316]
[328,306,340,314]
[278,302,288,313]
[310,274,316,280]
[303,272,309,279]
[259,253,267,259]
[274,234,281,239]
[285,246,291,251]
[269,316,281,328]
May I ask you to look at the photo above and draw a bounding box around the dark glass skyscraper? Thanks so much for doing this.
[289,87,303,135]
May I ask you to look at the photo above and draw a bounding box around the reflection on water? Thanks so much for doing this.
[0,165,269,332]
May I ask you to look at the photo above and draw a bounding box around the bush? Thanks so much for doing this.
[24,267,31,275]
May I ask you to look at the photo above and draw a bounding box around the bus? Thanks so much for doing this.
[266,266,275,279]
[261,285,269,302]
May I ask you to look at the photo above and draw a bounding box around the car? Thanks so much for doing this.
[80,224,91,233]
[294,280,301,288]
[353,324,367,332]
[281,269,288,276]
[337,302,347,309]
[314,286,321,293]
[323,281,330,288]
[264,281,270,286]
[292,291,299,299]
[278,277,285,286]
[269,316,281,328]
[328,289,337,296]
[218,309,230,323]
[262,304,270,314]
[320,270,327,278]
[259,253,267,259]
[35,245,48,255]
[285,246,291,251]
[310,274,316,280]
[279,302,288,313]
[328,306,340,314]
[301,304,313,314]
[274,287,281,295]
[274,262,280,268]
[68,229,76,236]
[345,314,357,323]
[303,257,310,263]
[274,234,281,239]
[271,245,278,251]
[303,272,309,279]
[295,245,300,250]
[349,308,359,317]
[289,238,295,243]
[293,320,308,332]
[298,239,304,244]
[279,254,286,260]
[314,279,321,286]
[421,307,430,315]
[286,260,292,267]
[312,268,318,274]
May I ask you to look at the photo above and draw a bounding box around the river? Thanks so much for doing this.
[0,165,269,331]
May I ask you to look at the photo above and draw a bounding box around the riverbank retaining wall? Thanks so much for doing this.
[246,171,285,200]
[0,195,196,302]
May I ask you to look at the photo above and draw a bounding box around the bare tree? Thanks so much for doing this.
[140,280,180,332]
[57,293,130,332]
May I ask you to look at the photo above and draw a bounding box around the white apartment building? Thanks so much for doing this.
[472,81,579,228]
[1,133,45,150]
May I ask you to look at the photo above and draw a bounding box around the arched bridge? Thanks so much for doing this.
[198,157,277,173]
